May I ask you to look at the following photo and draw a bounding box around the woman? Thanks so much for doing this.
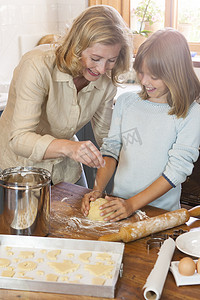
[81,28,200,221]
[0,5,132,185]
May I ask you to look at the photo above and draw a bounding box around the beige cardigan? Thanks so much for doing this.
[0,44,116,184]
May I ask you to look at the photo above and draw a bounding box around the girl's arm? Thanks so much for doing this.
[99,175,172,222]
[93,156,117,192]
[81,156,117,216]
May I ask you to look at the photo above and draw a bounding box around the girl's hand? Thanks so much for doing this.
[99,196,134,222]
[81,190,102,217]
[67,140,105,168]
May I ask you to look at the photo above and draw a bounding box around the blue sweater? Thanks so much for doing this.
[101,92,200,211]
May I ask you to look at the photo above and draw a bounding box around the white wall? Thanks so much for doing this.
[0,0,88,86]
[0,0,199,88]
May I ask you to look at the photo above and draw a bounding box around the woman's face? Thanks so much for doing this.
[81,43,121,81]
[138,61,168,103]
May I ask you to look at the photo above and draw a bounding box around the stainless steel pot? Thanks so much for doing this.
[0,166,51,236]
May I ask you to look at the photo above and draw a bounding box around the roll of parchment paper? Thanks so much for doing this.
[143,238,175,300]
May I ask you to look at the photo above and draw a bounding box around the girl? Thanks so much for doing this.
[81,28,200,221]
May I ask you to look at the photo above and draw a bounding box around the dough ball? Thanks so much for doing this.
[87,198,113,222]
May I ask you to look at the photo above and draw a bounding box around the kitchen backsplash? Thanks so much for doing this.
[0,0,87,85]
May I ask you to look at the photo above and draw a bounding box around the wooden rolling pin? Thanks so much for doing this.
[98,206,200,243]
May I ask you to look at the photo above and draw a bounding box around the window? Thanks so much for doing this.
[131,0,200,54]
[89,0,200,55]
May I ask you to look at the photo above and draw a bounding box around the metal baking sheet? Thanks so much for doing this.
[0,234,124,298]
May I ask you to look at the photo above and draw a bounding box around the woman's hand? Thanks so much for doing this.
[67,140,105,168]
[44,139,105,169]
[99,196,134,222]
[81,190,102,217]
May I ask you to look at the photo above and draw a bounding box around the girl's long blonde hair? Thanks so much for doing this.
[134,28,200,118]
[55,5,133,85]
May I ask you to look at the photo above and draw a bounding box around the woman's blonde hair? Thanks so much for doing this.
[55,5,133,85]
[134,28,200,118]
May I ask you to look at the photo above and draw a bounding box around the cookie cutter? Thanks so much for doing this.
[146,229,188,251]
[168,229,188,240]
[146,232,168,251]
[146,238,165,251]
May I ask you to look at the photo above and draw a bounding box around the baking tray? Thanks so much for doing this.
[0,234,124,298]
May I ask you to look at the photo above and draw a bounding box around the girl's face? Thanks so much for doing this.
[138,61,168,103]
[81,43,121,81]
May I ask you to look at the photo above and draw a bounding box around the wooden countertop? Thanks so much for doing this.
[1,182,200,300]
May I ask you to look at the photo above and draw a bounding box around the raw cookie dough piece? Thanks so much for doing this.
[48,260,80,274]
[46,274,58,282]
[47,249,61,260]
[18,261,37,271]
[96,253,111,261]
[92,277,106,285]
[79,252,92,263]
[85,263,114,277]
[87,198,114,222]
[19,251,35,259]
[0,258,11,268]
[18,276,34,280]
[1,270,15,277]
[69,280,80,284]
